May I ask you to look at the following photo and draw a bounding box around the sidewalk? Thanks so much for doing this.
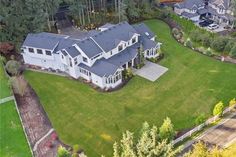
[0,96,14,104]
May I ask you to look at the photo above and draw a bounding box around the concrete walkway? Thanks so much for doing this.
[0,96,14,104]
[133,61,168,82]
[179,112,236,156]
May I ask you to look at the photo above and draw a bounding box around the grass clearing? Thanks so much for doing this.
[0,63,11,99]
[0,101,31,157]
[24,19,236,156]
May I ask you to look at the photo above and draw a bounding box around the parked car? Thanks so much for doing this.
[199,19,214,27]
[207,24,219,30]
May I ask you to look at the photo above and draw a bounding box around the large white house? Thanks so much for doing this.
[174,0,235,26]
[21,22,161,89]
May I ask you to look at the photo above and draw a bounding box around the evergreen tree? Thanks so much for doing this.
[159,117,175,141]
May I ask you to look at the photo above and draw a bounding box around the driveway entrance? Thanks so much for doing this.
[133,61,168,82]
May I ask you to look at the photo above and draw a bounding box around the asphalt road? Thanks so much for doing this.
[179,113,236,156]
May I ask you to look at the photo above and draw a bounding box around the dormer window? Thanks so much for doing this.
[37,49,43,54]
[83,57,88,63]
[118,45,123,51]
[132,37,136,44]
[74,58,78,65]
[46,50,52,56]
[29,48,34,53]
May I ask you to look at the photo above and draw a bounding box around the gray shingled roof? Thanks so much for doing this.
[91,21,138,52]
[65,46,80,58]
[181,12,199,18]
[210,0,230,9]
[133,23,155,40]
[78,43,139,77]
[79,60,119,77]
[54,38,78,53]
[75,38,103,58]
[141,37,158,51]
[23,34,60,50]
[23,32,69,50]
[99,23,115,29]
[106,44,138,67]
[175,0,205,9]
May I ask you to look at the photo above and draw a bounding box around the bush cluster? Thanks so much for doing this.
[189,29,236,57]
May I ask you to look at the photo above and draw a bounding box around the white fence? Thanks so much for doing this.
[172,105,236,145]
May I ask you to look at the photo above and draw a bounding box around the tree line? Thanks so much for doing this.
[0,0,160,49]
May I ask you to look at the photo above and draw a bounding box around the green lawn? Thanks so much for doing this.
[0,101,31,157]
[0,63,11,99]
[24,19,236,157]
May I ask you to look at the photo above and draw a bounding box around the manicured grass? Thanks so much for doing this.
[0,101,31,157]
[24,20,236,157]
[0,63,11,99]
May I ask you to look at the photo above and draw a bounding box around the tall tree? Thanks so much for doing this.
[159,117,175,141]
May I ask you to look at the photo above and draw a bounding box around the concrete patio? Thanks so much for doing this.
[133,61,168,82]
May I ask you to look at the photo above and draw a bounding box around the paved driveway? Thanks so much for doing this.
[133,61,168,82]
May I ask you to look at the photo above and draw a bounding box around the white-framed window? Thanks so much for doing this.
[37,49,43,54]
[83,57,88,63]
[45,50,52,56]
[61,54,64,59]
[132,37,136,44]
[79,68,91,76]
[28,48,34,53]
[118,45,123,51]
[105,71,121,84]
[69,58,72,67]
[74,58,78,65]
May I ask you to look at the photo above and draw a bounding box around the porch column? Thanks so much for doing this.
[126,62,128,69]
[131,59,134,67]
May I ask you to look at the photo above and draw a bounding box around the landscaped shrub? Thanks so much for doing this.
[213,101,224,117]
[172,28,183,40]
[211,37,229,52]
[185,38,193,48]
[230,45,236,58]
[190,30,202,43]
[10,76,27,96]
[5,60,21,76]
[229,98,236,107]
[224,40,235,53]
[0,55,7,64]
[200,34,212,47]
[195,114,206,126]
[205,48,213,57]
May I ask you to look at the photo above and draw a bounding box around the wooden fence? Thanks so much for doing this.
[172,105,236,145]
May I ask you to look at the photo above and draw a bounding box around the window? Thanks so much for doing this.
[28,48,34,53]
[45,50,52,56]
[118,45,123,51]
[83,57,88,63]
[132,37,136,44]
[61,55,64,59]
[79,68,91,76]
[74,58,78,65]
[69,58,72,67]
[110,51,113,55]
[37,49,43,54]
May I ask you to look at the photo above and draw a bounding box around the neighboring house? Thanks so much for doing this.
[174,0,235,26]
[21,22,161,89]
